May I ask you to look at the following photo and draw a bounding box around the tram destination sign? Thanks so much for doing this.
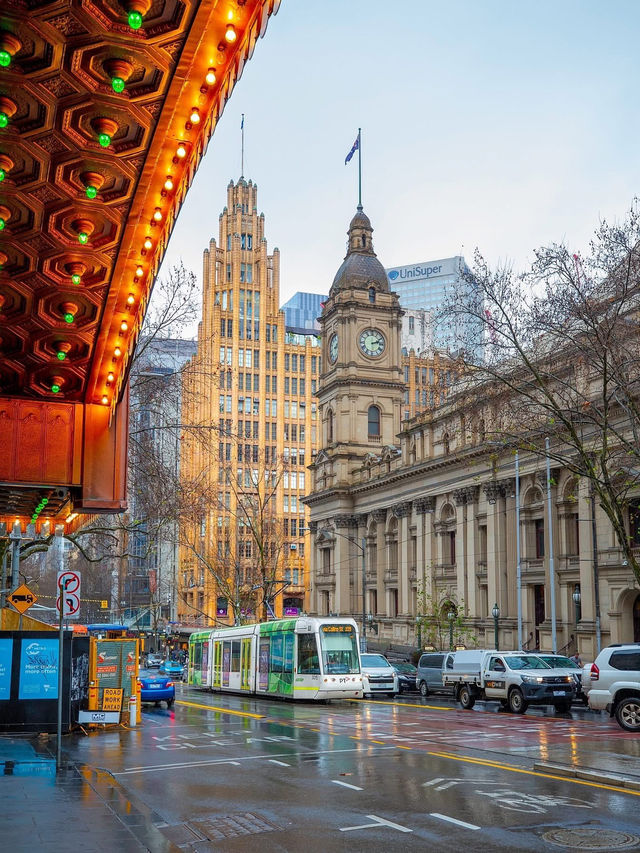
[322,625,354,633]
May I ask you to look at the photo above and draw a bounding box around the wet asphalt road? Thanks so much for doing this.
[64,685,640,852]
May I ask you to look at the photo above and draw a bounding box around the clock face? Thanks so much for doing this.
[358,328,385,357]
[328,333,338,364]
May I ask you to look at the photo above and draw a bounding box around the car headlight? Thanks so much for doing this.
[521,675,544,684]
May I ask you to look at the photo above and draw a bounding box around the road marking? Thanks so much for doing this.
[268,760,290,767]
[347,699,453,711]
[427,751,640,797]
[430,813,480,830]
[340,814,412,833]
[176,700,265,719]
[332,780,363,791]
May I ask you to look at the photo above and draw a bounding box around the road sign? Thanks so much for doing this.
[56,570,81,619]
[56,569,80,594]
[100,600,109,609]
[56,592,80,619]
[102,688,123,712]
[7,583,38,614]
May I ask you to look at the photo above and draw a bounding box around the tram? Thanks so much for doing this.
[188,616,364,700]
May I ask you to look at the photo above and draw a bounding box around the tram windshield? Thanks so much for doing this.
[319,624,360,674]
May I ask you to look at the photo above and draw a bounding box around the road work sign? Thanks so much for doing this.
[8,584,38,614]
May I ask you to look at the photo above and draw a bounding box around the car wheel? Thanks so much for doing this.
[154,701,160,707]
[166,699,174,708]
[508,687,528,714]
[419,681,429,697]
[554,701,571,714]
[458,685,476,710]
[387,692,397,699]
[615,696,640,732]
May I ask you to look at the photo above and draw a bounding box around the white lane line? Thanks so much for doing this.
[268,759,290,767]
[340,815,412,833]
[430,813,480,831]
[331,780,363,791]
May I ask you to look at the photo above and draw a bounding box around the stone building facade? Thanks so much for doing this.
[306,208,640,659]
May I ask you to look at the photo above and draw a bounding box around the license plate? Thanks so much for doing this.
[553,690,566,696]
[150,684,162,689]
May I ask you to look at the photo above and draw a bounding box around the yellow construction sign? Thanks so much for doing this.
[7,584,38,615]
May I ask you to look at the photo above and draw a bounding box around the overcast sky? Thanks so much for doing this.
[160,0,640,316]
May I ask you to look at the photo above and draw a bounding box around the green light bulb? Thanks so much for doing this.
[64,312,74,324]
[0,218,5,231]
[51,384,60,394]
[128,10,143,29]
[0,51,10,68]
[111,76,125,94]
[0,113,8,128]
[57,351,66,361]
[71,274,81,285]
[0,168,5,181]
[98,133,111,148]
[78,231,88,244]
[86,185,97,199]
[42,498,48,505]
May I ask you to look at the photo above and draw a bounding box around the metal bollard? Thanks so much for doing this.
[128,693,137,727]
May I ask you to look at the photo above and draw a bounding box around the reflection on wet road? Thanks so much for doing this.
[64,685,640,852]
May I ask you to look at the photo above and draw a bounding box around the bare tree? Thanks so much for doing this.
[443,199,640,584]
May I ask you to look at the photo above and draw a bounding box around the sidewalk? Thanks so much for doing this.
[0,736,178,853]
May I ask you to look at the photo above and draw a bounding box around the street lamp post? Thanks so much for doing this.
[492,602,500,650]
[416,615,422,651]
[572,584,581,631]
[447,609,455,651]
[318,528,367,652]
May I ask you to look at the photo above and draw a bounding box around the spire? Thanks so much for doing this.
[329,206,388,296]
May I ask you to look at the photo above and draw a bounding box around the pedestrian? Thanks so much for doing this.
[571,651,582,667]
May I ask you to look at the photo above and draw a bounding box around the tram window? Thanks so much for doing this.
[271,634,284,673]
[231,640,241,672]
[193,642,202,669]
[319,627,359,674]
[297,633,320,673]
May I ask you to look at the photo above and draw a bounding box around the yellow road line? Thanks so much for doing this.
[371,739,386,744]
[396,745,412,750]
[428,750,640,797]
[176,699,265,719]
[346,698,453,711]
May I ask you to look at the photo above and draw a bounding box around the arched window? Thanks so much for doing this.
[327,409,334,443]
[368,287,376,303]
[368,405,381,437]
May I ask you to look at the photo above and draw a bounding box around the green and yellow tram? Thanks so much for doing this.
[188,616,363,700]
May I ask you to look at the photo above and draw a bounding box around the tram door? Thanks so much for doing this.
[240,638,252,690]
[213,641,222,688]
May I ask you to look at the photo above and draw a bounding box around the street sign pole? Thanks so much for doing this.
[55,529,65,773]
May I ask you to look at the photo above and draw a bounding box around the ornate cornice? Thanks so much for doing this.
[392,501,412,518]
[335,514,358,528]
[371,508,387,523]
[413,496,436,514]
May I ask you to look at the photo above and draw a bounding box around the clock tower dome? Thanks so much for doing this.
[315,205,405,489]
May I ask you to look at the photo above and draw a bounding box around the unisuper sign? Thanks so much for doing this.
[386,257,459,283]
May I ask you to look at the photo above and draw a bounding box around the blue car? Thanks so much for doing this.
[138,668,175,708]
[161,660,184,677]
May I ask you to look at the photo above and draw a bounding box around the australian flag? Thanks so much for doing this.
[345,134,359,165]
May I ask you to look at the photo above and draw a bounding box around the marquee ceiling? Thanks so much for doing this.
[0,0,280,410]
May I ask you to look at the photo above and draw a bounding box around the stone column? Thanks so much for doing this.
[334,515,354,614]
[372,509,387,615]
[393,501,412,615]
[464,487,478,615]
[483,481,505,618]
[454,489,468,606]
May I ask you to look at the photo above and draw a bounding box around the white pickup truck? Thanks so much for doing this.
[443,650,576,714]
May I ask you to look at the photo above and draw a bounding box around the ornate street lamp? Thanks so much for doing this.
[572,584,581,630]
[492,602,500,650]
[447,609,455,651]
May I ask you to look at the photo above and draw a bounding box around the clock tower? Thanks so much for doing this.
[315,204,405,489]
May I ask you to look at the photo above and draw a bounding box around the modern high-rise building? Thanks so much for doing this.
[281,291,327,333]
[179,179,318,627]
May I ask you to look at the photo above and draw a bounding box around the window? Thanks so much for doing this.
[535,519,545,558]
[368,405,381,437]
[327,410,334,443]
[369,287,376,303]
[409,316,414,333]
[629,501,640,547]
[449,531,456,564]
[610,651,640,671]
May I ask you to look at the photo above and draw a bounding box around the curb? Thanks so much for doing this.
[534,761,640,791]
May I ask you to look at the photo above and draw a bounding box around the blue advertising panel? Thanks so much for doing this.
[19,639,58,700]
[0,639,13,700]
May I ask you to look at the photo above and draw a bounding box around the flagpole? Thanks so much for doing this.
[357,127,362,207]
[241,114,244,178]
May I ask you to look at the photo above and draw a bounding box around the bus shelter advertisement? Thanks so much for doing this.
[19,638,58,699]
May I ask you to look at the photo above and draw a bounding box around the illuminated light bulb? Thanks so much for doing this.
[85,185,98,199]
[189,107,200,124]
[164,176,174,191]
[0,218,5,231]
[120,320,128,332]
[56,351,66,361]
[101,395,109,405]
[114,346,122,357]
[176,143,186,158]
[0,50,10,68]
[135,265,144,277]
[153,207,162,221]
[0,113,8,128]
[111,76,125,93]
[225,24,237,42]
[71,273,81,285]
[128,10,143,29]
[127,293,135,305]
[205,68,216,85]
[64,312,74,324]
[0,168,5,182]
[98,132,111,148]
[42,497,48,505]
[143,236,153,249]
[78,231,89,244]
[51,384,60,394]
[107,372,115,383]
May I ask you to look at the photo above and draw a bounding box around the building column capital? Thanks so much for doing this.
[413,496,435,514]
[371,508,387,523]
[392,501,412,519]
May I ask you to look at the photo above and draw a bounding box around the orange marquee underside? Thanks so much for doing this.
[0,0,281,531]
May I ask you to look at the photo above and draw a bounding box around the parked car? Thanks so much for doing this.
[146,654,163,668]
[392,661,418,693]
[416,652,455,697]
[360,653,398,698]
[161,659,184,677]
[532,653,586,704]
[583,644,640,731]
[138,668,175,708]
